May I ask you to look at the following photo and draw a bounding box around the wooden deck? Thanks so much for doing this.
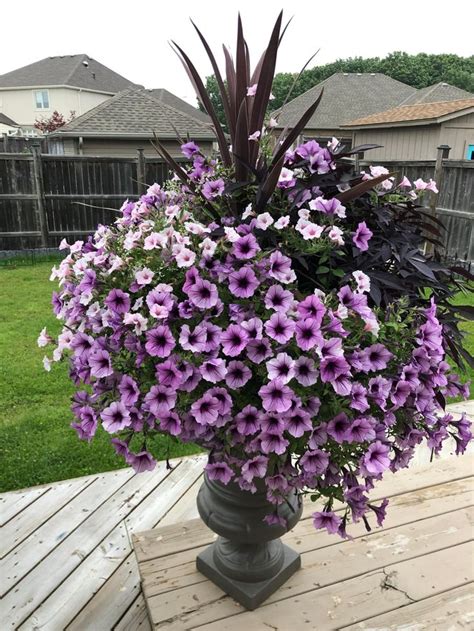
[1,401,473,630]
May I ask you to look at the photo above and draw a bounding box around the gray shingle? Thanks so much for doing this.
[51,88,216,140]
[273,73,417,129]
[148,89,211,124]
[399,82,474,105]
[0,55,138,93]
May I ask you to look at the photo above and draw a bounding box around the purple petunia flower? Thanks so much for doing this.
[246,337,273,364]
[390,380,412,409]
[259,431,289,455]
[205,461,234,485]
[312,511,342,534]
[126,451,156,473]
[229,266,259,298]
[295,318,322,351]
[241,317,263,340]
[260,413,285,434]
[297,294,326,324]
[226,360,252,389]
[105,288,130,314]
[327,413,351,443]
[353,222,373,251]
[181,141,200,158]
[101,401,131,433]
[208,387,233,416]
[200,322,222,353]
[88,349,114,379]
[119,375,140,406]
[241,455,268,482]
[362,441,391,475]
[350,383,370,412]
[266,352,294,384]
[179,324,207,353]
[294,356,318,386]
[202,178,225,200]
[144,384,176,416]
[156,358,183,389]
[71,406,97,442]
[368,376,392,408]
[259,379,294,413]
[159,412,182,436]
[264,285,294,312]
[369,498,389,527]
[320,355,351,383]
[235,405,261,436]
[221,324,249,357]
[287,409,312,437]
[187,278,219,310]
[309,196,346,217]
[268,251,294,283]
[233,234,260,260]
[145,326,175,358]
[346,416,376,443]
[363,343,393,371]
[299,449,329,475]
[265,312,295,344]
[201,358,227,383]
[191,393,221,425]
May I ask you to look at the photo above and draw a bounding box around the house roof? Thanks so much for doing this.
[49,88,216,140]
[342,98,474,128]
[0,55,138,93]
[0,112,18,126]
[273,73,417,130]
[148,89,211,124]
[399,82,473,105]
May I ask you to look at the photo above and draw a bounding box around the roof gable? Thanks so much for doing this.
[148,89,211,124]
[399,82,473,106]
[0,55,138,93]
[273,73,417,130]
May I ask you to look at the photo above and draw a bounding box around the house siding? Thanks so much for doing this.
[439,113,474,160]
[62,137,214,157]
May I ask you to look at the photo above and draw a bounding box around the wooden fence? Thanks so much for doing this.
[0,148,472,261]
[0,149,174,250]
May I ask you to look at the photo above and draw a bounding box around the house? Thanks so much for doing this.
[272,73,418,144]
[399,82,473,106]
[48,88,215,156]
[341,98,474,161]
[0,54,137,131]
[0,112,19,135]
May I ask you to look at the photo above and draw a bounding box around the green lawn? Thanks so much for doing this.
[0,262,472,493]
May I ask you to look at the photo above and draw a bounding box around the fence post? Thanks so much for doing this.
[136,148,146,195]
[430,144,451,215]
[31,141,49,248]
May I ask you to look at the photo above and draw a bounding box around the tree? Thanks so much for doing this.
[34,110,75,133]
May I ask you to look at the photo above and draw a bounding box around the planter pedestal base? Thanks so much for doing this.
[196,539,301,610]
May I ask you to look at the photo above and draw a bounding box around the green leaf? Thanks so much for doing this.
[316,266,330,274]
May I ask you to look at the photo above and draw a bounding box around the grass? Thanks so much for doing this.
[0,262,472,493]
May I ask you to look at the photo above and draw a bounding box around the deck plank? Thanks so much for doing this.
[0,487,50,527]
[341,582,474,630]
[114,594,152,631]
[23,457,204,631]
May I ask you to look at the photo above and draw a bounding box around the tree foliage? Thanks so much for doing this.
[34,110,75,133]
[199,52,474,120]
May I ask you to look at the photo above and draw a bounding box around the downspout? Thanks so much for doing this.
[78,136,84,155]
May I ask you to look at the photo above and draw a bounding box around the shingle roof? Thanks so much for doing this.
[148,89,211,124]
[273,73,417,130]
[0,112,18,126]
[50,88,216,140]
[399,82,473,106]
[342,98,474,127]
[0,55,138,93]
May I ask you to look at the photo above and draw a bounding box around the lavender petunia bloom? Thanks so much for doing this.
[259,431,289,455]
[294,356,318,386]
[159,412,182,436]
[101,401,131,433]
[201,358,227,383]
[299,449,329,475]
[71,406,97,442]
[297,294,326,324]
[144,384,176,416]
[350,383,370,413]
[236,405,261,436]
[295,318,322,351]
[312,511,342,534]
[268,251,294,283]
[265,312,295,344]
[241,317,263,340]
[181,141,200,158]
[353,222,373,251]
[368,376,392,408]
[259,379,294,413]
[229,266,259,298]
[246,337,273,364]
[331,373,352,396]
[241,455,268,482]
[119,375,140,406]
[362,441,391,475]
[71,332,95,359]
[202,178,225,200]
[368,498,389,527]
[390,380,412,409]
[221,324,249,357]
[187,278,219,309]
[287,410,313,437]
[88,349,114,379]
[327,413,351,443]
[156,358,182,389]
[127,451,156,473]
[309,196,346,217]
[264,285,294,312]
[266,353,295,384]
[104,288,130,314]
[346,417,376,443]
[260,413,285,435]
[179,324,207,353]
[226,360,252,389]
[191,393,220,425]
[363,343,393,371]
[320,355,351,383]
[145,326,175,358]
[233,234,260,260]
[111,438,130,458]
[200,322,222,352]
[205,461,234,485]
[208,387,233,416]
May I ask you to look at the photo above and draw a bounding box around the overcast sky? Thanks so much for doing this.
[2,0,473,104]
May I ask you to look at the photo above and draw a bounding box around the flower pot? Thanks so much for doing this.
[196,471,303,610]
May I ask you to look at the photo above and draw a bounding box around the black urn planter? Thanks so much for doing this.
[196,471,303,610]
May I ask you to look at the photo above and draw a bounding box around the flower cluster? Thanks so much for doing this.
[42,136,471,538]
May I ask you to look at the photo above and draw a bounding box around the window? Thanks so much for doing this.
[34,90,49,109]
[466,144,474,160]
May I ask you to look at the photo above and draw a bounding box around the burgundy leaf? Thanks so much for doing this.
[335,171,396,203]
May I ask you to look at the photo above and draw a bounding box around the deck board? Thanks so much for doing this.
[0,400,472,630]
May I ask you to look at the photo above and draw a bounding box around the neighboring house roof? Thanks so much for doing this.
[342,98,474,128]
[0,112,18,126]
[148,89,211,124]
[399,82,473,105]
[0,54,138,93]
[272,73,417,130]
[49,88,216,140]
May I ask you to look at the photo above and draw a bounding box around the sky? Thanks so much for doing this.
[1,0,473,104]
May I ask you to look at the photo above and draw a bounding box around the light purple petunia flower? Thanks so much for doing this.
[181,141,200,158]
[241,455,268,482]
[187,278,219,310]
[221,324,249,356]
[226,360,252,389]
[260,413,285,434]
[368,376,392,408]
[235,405,261,436]
[390,380,412,408]
[350,383,370,412]
[127,451,156,473]
[70,332,95,359]
[346,416,376,443]
[104,288,130,314]
[264,285,294,312]
[266,352,295,384]
[353,222,373,251]
[71,406,97,442]
[294,356,318,386]
[88,349,114,379]
[246,337,273,364]
[320,355,351,383]
[268,251,293,282]
[156,358,183,389]
[363,343,393,371]
[286,410,312,437]
[119,375,140,406]
[233,234,261,260]
[299,449,329,475]
[229,266,259,298]
[202,178,225,200]
[144,384,176,416]
[259,431,289,455]
[331,373,353,396]
[191,393,221,425]
[159,412,182,436]
[327,413,351,443]
[200,322,222,352]
[312,511,342,534]
[241,317,263,340]
[179,324,207,353]
[208,387,233,416]
[205,461,234,485]
[101,401,131,433]
[309,196,346,217]
[295,318,322,351]
[201,358,227,383]
[265,312,295,344]
[145,326,175,358]
[259,379,294,413]
[362,441,391,475]
[297,294,326,324]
